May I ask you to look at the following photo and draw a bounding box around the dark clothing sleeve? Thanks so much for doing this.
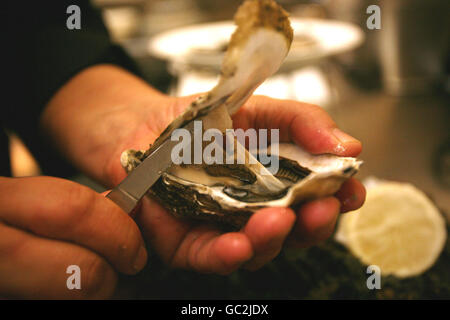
[5,0,140,177]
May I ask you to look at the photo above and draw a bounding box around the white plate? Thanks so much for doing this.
[148,18,364,70]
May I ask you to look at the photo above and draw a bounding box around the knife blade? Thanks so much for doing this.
[106,121,195,214]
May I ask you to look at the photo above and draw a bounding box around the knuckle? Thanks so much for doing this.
[29,181,97,235]
[56,183,97,232]
[81,254,117,299]
[66,184,97,220]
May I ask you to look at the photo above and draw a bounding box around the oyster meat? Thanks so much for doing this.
[121,0,362,228]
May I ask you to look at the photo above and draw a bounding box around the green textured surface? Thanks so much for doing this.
[118,224,450,299]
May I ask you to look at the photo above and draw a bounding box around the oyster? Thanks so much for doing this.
[121,0,362,228]
[124,143,361,228]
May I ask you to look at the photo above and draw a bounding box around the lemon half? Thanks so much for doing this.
[336,181,447,278]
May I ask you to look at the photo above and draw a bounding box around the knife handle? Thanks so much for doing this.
[106,187,139,215]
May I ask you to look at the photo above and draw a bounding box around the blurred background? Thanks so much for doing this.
[9,0,450,299]
[11,0,450,216]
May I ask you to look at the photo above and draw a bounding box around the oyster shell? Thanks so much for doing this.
[121,0,362,228]
[123,144,362,228]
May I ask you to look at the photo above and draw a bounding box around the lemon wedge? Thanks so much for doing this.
[336,181,447,278]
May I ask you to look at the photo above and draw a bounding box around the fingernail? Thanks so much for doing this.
[332,128,359,144]
[133,245,148,272]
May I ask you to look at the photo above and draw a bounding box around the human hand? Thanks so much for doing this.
[0,176,147,299]
[41,65,365,274]
[131,95,365,273]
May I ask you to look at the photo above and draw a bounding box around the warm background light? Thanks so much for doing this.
[9,134,41,177]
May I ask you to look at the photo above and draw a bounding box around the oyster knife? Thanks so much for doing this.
[106,121,194,214]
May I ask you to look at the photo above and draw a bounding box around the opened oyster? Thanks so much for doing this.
[121,0,362,228]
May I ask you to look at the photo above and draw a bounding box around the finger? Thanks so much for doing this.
[335,178,366,213]
[137,196,192,264]
[102,190,142,219]
[232,96,362,157]
[172,228,254,275]
[138,197,253,275]
[0,177,147,275]
[0,222,117,299]
[242,207,296,270]
[288,197,340,248]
